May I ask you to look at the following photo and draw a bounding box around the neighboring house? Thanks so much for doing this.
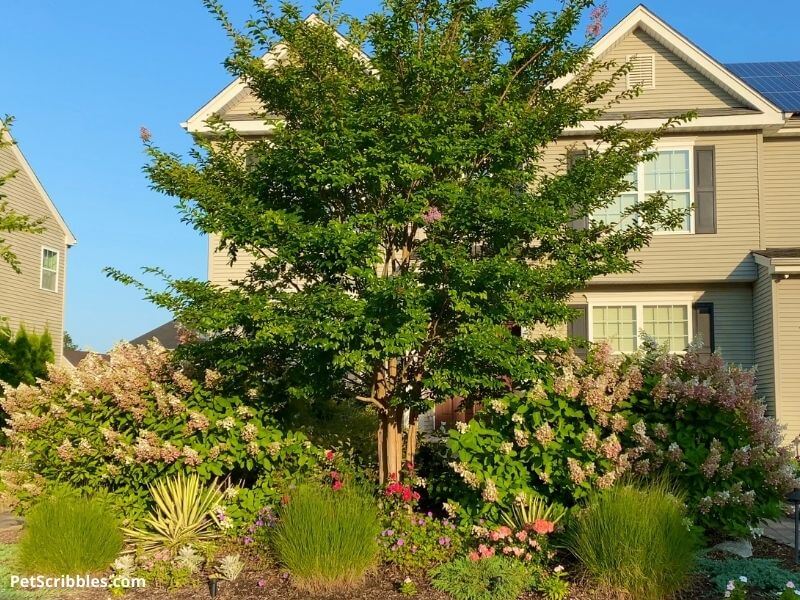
[128,320,181,350]
[182,7,800,438]
[0,130,76,365]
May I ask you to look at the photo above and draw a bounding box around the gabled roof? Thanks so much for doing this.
[554,4,786,132]
[183,13,370,134]
[1,129,76,246]
[129,320,181,349]
[726,62,800,113]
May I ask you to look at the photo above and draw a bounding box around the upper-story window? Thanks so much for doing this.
[40,247,59,292]
[593,147,694,234]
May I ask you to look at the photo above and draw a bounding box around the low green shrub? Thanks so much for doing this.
[566,480,699,600]
[697,555,797,593]
[271,483,380,591]
[19,492,123,574]
[380,510,463,570]
[430,556,532,600]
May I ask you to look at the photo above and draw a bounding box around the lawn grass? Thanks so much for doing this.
[0,543,50,598]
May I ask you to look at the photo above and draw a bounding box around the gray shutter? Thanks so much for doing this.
[568,151,589,230]
[694,146,716,234]
[567,304,589,358]
[692,303,714,355]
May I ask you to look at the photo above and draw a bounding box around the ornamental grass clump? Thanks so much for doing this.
[566,480,699,600]
[271,483,380,591]
[19,493,123,575]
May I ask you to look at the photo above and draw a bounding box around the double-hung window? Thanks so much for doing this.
[594,147,694,234]
[40,247,59,292]
[589,299,692,353]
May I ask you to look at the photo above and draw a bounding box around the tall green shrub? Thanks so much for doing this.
[272,483,380,591]
[19,492,123,574]
[566,481,699,600]
[0,324,53,387]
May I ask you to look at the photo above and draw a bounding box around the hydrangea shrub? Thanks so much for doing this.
[1,341,323,524]
[432,343,796,537]
[623,345,796,537]
[431,344,641,522]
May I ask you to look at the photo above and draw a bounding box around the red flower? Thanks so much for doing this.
[532,519,555,535]
[325,450,335,461]
[332,480,343,491]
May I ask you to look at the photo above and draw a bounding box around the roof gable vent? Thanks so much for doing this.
[627,54,655,89]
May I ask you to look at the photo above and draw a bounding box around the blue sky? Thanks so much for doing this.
[2,0,797,351]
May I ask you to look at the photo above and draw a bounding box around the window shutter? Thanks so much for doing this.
[567,304,589,358]
[694,146,716,234]
[692,303,715,355]
[567,150,589,230]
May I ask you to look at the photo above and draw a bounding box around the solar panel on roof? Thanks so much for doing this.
[726,61,800,111]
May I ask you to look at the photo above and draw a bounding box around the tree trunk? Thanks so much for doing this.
[378,407,405,483]
[405,416,418,465]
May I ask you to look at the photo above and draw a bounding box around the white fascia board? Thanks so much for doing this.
[2,130,77,246]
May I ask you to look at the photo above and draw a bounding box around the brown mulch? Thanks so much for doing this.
[2,533,799,599]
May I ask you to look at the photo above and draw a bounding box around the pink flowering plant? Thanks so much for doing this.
[431,343,641,521]
[469,519,557,564]
[430,340,795,537]
[379,465,465,570]
[0,341,325,526]
[622,340,797,537]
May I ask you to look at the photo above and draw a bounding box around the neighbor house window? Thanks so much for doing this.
[590,302,691,353]
[40,248,59,292]
[593,148,693,233]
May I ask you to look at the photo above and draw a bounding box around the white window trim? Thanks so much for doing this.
[587,293,694,354]
[594,143,696,236]
[40,246,60,293]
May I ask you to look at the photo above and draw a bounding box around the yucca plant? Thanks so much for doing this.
[501,492,567,531]
[123,473,222,553]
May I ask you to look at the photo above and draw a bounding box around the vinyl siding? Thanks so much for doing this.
[220,90,265,120]
[207,233,258,288]
[540,130,760,283]
[761,138,800,248]
[590,27,745,113]
[776,277,800,442]
[753,266,776,415]
[0,143,68,364]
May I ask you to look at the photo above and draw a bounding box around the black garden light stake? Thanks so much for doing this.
[208,577,219,598]
[787,488,800,564]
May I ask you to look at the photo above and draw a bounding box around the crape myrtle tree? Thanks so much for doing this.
[109,0,688,481]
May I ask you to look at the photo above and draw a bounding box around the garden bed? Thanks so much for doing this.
[2,533,798,600]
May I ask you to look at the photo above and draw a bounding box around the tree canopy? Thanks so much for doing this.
[109,0,688,478]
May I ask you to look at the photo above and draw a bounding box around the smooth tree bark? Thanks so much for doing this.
[109,0,688,481]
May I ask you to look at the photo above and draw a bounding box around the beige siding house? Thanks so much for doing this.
[183,7,800,439]
[0,131,76,364]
